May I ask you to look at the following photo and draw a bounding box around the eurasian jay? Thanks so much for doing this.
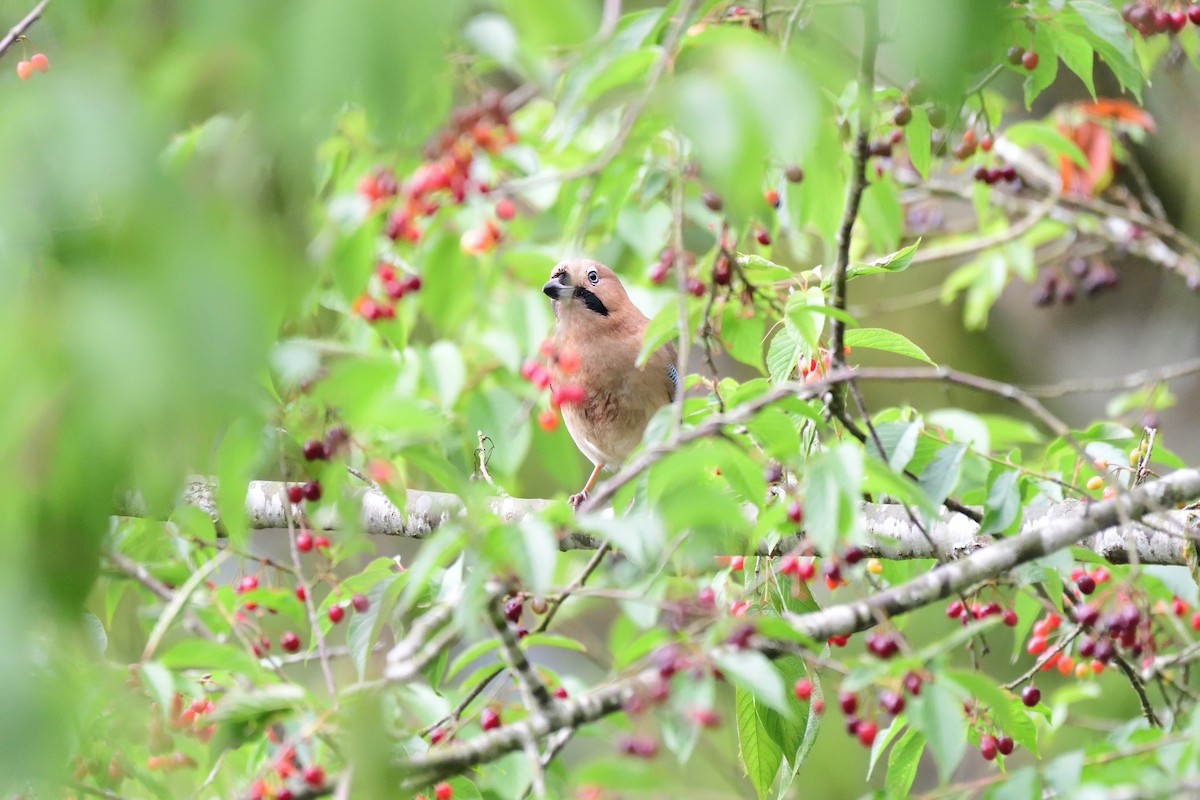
[542,259,678,508]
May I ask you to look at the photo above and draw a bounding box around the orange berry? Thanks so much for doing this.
[764,188,780,207]
[1057,656,1075,675]
[1075,662,1090,679]
[537,409,558,431]
[16,60,32,80]
[1090,659,1103,674]
[30,53,48,72]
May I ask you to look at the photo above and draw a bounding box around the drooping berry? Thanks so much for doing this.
[755,227,771,246]
[1006,45,1025,65]
[352,593,370,613]
[315,535,331,550]
[997,735,1014,755]
[328,604,345,624]
[880,690,905,715]
[730,555,746,571]
[302,439,328,461]
[303,765,325,787]
[29,53,48,72]
[838,691,858,715]
[504,596,523,623]
[794,678,813,700]
[495,198,516,221]
[16,60,32,80]
[287,485,305,504]
[296,531,313,552]
[980,734,998,761]
[892,106,912,126]
[856,720,878,746]
[1021,51,1039,70]
[946,599,964,618]
[435,781,453,800]
[764,188,780,207]
[1021,686,1041,707]
[280,632,301,652]
[1076,575,1096,595]
[786,500,803,523]
[480,707,501,730]
[302,480,322,501]
[537,409,559,432]
[702,190,723,212]
[785,164,805,183]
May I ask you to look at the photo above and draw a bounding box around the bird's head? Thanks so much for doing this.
[542,259,630,320]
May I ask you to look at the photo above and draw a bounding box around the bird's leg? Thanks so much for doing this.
[569,463,605,510]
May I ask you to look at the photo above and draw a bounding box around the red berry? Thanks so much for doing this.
[980,134,994,152]
[1026,636,1047,655]
[287,485,305,504]
[730,555,745,571]
[376,262,396,282]
[843,546,864,565]
[903,672,922,696]
[384,279,407,300]
[555,384,585,405]
[520,360,539,380]
[429,727,448,745]
[296,531,313,552]
[1076,575,1096,595]
[553,686,568,699]
[838,691,857,715]
[302,480,322,501]
[1168,10,1188,31]
[794,678,813,700]
[504,596,523,623]
[1191,5,1200,25]
[328,604,345,624]
[495,198,516,221]
[1021,51,1039,70]
[811,698,825,714]
[997,735,1014,755]
[787,500,803,523]
[755,227,771,246]
[537,409,558,431]
[295,586,307,601]
[480,707,501,731]
[686,276,706,297]
[238,575,259,593]
[29,53,48,72]
[1172,596,1189,617]
[1002,609,1018,626]
[303,765,325,787]
[764,188,780,207]
[315,535,330,550]
[352,593,370,613]
[557,349,581,372]
[277,791,294,800]
[435,782,453,800]
[980,734,998,761]
[16,60,32,80]
[1092,567,1110,584]
[856,720,878,746]
[702,190,723,212]
[302,439,328,461]
[1021,686,1041,707]
[828,634,849,647]
[880,690,905,715]
[280,632,300,652]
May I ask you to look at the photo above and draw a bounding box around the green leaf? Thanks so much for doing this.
[721,304,766,372]
[1065,0,1142,98]
[638,301,698,367]
[446,638,501,681]
[1023,25,1059,109]
[859,178,902,253]
[765,329,801,384]
[906,107,932,179]
[844,328,935,365]
[717,650,793,719]
[803,444,863,556]
[159,639,264,676]
[885,728,926,798]
[1053,28,1096,98]
[919,443,966,507]
[1003,121,1088,169]
[980,466,1021,535]
[739,255,794,285]
[845,240,921,282]
[909,681,966,784]
[736,687,784,800]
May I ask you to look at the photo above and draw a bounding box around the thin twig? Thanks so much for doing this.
[0,0,50,60]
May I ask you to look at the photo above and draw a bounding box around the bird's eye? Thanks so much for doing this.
[587,270,599,285]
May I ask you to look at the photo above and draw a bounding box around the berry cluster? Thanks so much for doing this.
[946,598,1020,627]
[1121,2,1200,36]
[353,261,423,322]
[15,51,49,80]
[1032,258,1120,307]
[796,671,924,748]
[1005,45,1040,71]
[521,339,584,432]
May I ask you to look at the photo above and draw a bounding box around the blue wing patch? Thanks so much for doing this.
[667,363,678,389]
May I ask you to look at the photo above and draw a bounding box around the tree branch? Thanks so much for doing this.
[0,0,49,60]
[390,467,1200,787]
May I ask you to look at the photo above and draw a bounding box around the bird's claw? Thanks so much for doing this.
[568,490,588,510]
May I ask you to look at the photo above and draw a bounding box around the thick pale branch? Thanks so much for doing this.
[392,468,1200,785]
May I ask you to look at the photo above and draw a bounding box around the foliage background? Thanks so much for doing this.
[3,0,1200,797]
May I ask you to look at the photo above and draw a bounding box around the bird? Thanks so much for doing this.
[542,259,678,508]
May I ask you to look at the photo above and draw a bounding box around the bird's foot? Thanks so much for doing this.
[568,490,588,510]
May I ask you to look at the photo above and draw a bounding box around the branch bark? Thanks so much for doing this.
[0,0,49,60]
[390,467,1200,787]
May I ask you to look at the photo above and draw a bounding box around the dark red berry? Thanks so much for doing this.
[553,686,568,699]
[892,106,912,126]
[280,632,300,652]
[328,605,345,624]
[903,672,922,696]
[302,480,322,501]
[686,276,706,297]
[287,485,305,504]
[1021,51,1039,70]
[296,531,313,552]
[702,190,723,212]
[787,500,803,523]
[1076,575,1096,595]
[880,690,905,715]
[843,546,864,565]
[1002,608,1018,626]
[946,600,965,618]
[504,596,523,623]
[997,735,1014,755]
[302,439,328,461]
[755,227,771,246]
[838,691,858,715]
[352,593,370,613]
[1021,686,1041,707]
[980,734,998,760]
[856,720,878,746]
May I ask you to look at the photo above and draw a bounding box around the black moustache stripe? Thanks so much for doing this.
[574,286,609,316]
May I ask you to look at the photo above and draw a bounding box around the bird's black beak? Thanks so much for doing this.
[542,272,571,300]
